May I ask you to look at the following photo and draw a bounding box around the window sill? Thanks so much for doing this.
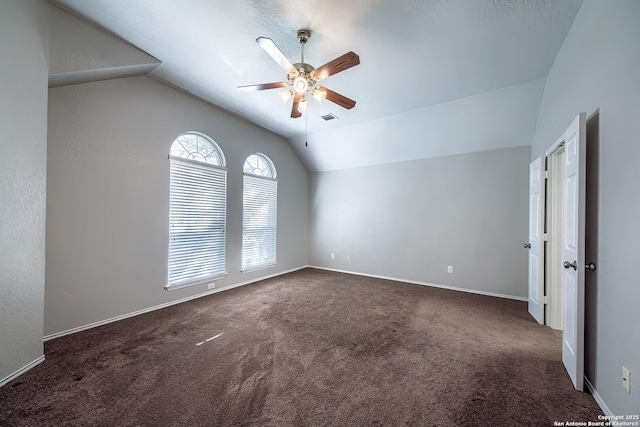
[165,273,227,291]
[241,262,277,274]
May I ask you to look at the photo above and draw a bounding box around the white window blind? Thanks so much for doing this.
[168,157,227,289]
[242,174,277,271]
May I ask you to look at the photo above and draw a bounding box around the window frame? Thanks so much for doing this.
[166,132,227,291]
[241,153,278,273]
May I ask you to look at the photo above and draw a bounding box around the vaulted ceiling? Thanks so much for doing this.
[50,0,583,172]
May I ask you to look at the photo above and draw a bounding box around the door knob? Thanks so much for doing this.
[585,263,596,271]
[564,261,577,270]
[524,243,531,249]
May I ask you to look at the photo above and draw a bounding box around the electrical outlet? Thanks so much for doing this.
[622,367,631,393]
[447,266,454,274]
[207,283,215,290]
[331,253,335,259]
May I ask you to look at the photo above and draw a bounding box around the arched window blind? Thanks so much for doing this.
[167,132,227,290]
[242,153,277,272]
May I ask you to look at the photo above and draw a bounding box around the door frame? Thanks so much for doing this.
[558,112,586,391]
[528,113,586,391]
[545,144,565,330]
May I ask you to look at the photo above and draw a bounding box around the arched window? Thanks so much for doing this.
[167,132,227,290]
[170,132,224,166]
[242,153,277,272]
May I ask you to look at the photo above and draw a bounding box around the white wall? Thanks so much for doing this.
[45,75,309,336]
[531,0,640,414]
[0,0,48,384]
[310,146,530,299]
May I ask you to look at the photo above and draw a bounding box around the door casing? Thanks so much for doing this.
[527,113,586,391]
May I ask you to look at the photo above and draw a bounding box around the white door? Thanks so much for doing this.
[528,157,545,324]
[561,113,586,391]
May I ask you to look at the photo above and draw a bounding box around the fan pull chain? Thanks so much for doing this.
[305,112,308,147]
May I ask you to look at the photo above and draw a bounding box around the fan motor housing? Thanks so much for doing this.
[297,29,310,44]
[293,62,315,74]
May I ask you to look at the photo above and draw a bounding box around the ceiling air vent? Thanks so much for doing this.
[321,113,339,121]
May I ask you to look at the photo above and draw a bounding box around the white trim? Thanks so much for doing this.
[169,155,228,171]
[1,355,45,388]
[44,265,309,341]
[545,134,567,156]
[545,147,566,330]
[241,262,277,274]
[44,264,528,341]
[584,377,613,417]
[242,172,278,182]
[165,273,228,291]
[308,266,528,302]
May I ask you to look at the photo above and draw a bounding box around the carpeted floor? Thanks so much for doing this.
[0,268,602,426]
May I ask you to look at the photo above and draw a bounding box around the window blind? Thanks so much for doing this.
[168,157,227,288]
[242,174,277,271]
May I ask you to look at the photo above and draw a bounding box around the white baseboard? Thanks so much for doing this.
[585,377,613,417]
[44,264,526,341]
[308,265,528,302]
[44,265,309,341]
[1,355,45,388]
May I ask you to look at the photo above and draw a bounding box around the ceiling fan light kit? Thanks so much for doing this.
[312,88,326,104]
[298,96,308,113]
[238,29,359,118]
[293,76,308,94]
[278,90,293,104]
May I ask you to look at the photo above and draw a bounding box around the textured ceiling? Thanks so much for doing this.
[50,0,583,171]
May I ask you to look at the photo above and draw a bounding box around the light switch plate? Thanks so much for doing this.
[622,367,631,393]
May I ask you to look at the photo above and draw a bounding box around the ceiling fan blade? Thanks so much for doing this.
[318,87,356,109]
[238,82,288,91]
[257,37,297,74]
[313,52,360,80]
[291,93,302,118]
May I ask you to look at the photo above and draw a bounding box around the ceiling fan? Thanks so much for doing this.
[238,29,360,118]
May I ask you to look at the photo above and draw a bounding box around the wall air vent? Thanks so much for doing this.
[321,113,339,121]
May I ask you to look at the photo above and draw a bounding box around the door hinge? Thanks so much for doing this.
[544,233,548,241]
[544,170,549,179]
[544,296,549,305]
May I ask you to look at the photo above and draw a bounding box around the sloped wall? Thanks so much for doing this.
[48,3,160,87]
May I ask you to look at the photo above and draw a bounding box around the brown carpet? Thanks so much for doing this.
[1,268,601,426]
